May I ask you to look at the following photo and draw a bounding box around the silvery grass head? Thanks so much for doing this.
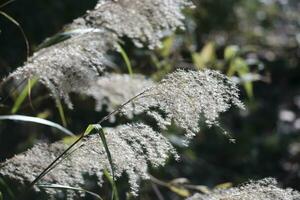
[186,178,300,200]
[85,70,244,140]
[0,123,176,197]
[70,0,194,49]
[5,0,193,108]
[1,69,244,197]
[6,31,116,108]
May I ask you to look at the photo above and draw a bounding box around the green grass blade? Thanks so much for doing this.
[0,0,16,9]
[103,169,119,200]
[0,178,14,199]
[37,184,103,200]
[0,115,74,136]
[0,11,30,57]
[11,78,38,114]
[55,98,67,127]
[36,28,101,50]
[98,128,119,200]
[117,44,133,75]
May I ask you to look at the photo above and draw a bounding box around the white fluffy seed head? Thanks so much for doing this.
[0,123,177,197]
[122,69,244,140]
[84,70,244,140]
[85,73,155,121]
[6,0,192,107]
[186,178,300,200]
[71,0,193,49]
[7,31,117,108]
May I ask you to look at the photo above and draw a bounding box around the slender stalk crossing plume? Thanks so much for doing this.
[121,69,244,139]
[0,0,249,198]
[86,70,244,139]
[0,69,243,197]
[6,0,193,108]
[0,124,177,197]
[186,178,300,200]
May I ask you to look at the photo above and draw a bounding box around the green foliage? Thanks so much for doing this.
[0,10,29,57]
[11,77,38,114]
[118,44,133,76]
[192,42,216,69]
[98,128,119,200]
[55,97,67,127]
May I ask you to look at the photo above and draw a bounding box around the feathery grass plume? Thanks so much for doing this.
[6,30,117,108]
[0,123,177,196]
[5,0,192,108]
[186,178,300,200]
[85,73,154,120]
[70,0,194,49]
[84,70,244,136]
[120,69,244,139]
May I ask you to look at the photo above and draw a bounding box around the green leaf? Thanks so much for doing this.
[193,185,211,194]
[103,170,119,200]
[0,0,16,9]
[235,58,253,98]
[84,124,102,136]
[55,98,67,127]
[168,185,190,197]
[37,184,103,200]
[117,44,133,75]
[98,128,119,200]
[224,45,239,60]
[36,28,101,50]
[192,42,216,69]
[159,36,175,58]
[11,77,38,114]
[0,115,74,136]
[0,178,14,199]
[227,57,254,99]
[0,11,30,57]
[214,182,233,190]
[0,191,2,200]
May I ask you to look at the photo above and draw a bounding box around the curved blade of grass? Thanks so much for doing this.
[98,128,119,200]
[0,178,14,199]
[55,98,67,127]
[103,169,119,200]
[36,28,102,50]
[0,11,30,57]
[11,77,38,114]
[37,184,103,200]
[0,0,16,9]
[117,44,133,75]
[0,115,74,136]
[27,89,148,191]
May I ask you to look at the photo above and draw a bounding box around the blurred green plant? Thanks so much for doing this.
[11,77,38,114]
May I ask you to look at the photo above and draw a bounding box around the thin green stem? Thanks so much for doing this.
[28,89,150,191]
[0,0,16,9]
[98,129,119,200]
[117,44,133,75]
[0,11,30,57]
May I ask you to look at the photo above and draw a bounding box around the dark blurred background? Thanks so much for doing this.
[0,0,300,199]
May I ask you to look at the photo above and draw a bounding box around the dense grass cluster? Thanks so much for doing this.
[0,0,300,199]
